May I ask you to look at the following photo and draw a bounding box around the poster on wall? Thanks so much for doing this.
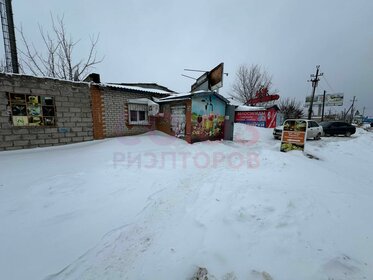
[27,104,41,116]
[280,119,307,152]
[28,116,42,126]
[8,93,56,126]
[191,94,226,142]
[234,109,278,128]
[265,109,277,128]
[27,95,41,105]
[235,111,266,127]
[171,106,186,138]
[12,116,28,126]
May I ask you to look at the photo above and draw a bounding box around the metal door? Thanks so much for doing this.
[171,106,186,138]
[224,105,235,140]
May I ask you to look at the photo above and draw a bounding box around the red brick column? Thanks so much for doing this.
[90,85,105,139]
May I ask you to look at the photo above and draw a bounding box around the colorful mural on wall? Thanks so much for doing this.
[191,94,226,142]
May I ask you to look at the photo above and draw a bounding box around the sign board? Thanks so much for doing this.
[280,119,307,152]
[305,93,344,106]
[191,63,224,92]
[235,111,266,127]
[209,63,224,91]
[247,86,280,105]
[234,108,278,128]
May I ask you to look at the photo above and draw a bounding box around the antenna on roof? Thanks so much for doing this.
[181,74,197,80]
[184,68,228,76]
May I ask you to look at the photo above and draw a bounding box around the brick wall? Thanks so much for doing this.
[90,85,105,139]
[101,87,165,137]
[0,73,93,151]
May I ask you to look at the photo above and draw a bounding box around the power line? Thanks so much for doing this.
[322,75,335,93]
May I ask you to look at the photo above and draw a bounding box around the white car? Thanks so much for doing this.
[273,119,323,140]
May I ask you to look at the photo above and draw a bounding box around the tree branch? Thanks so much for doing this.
[16,14,103,80]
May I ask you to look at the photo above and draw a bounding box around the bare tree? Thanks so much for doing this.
[230,64,277,104]
[278,97,304,120]
[17,15,103,81]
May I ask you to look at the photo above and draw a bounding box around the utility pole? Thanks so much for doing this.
[321,90,326,121]
[0,0,19,73]
[343,96,357,123]
[307,65,323,120]
[350,96,356,124]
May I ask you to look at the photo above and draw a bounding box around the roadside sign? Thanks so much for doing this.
[305,93,344,106]
[280,120,307,152]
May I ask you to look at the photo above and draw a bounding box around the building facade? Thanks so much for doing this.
[156,91,230,143]
[0,73,93,151]
[0,73,232,151]
[89,82,173,140]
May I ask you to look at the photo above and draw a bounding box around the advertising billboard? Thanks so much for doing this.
[305,93,344,106]
[209,63,224,91]
[191,63,224,92]
[235,111,266,127]
[235,108,278,128]
[280,119,307,152]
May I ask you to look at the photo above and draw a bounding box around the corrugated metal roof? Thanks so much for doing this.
[101,83,175,95]
[157,91,230,104]
[235,105,266,112]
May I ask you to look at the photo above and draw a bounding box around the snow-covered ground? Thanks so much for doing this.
[1,124,373,280]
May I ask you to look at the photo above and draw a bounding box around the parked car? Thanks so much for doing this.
[273,119,323,140]
[319,121,356,137]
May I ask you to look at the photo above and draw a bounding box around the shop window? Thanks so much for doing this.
[128,103,148,125]
[7,93,56,126]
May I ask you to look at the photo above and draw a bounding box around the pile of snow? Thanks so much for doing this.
[235,105,266,112]
[1,125,373,280]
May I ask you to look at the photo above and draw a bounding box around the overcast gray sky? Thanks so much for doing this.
[4,0,373,114]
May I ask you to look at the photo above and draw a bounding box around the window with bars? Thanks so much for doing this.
[128,103,148,125]
[7,93,56,126]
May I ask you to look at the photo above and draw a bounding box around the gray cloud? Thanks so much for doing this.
[2,0,373,114]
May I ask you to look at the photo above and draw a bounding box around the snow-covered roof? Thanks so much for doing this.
[192,91,230,104]
[104,83,173,95]
[158,93,192,100]
[127,98,158,105]
[0,72,90,86]
[235,105,266,112]
[157,91,230,104]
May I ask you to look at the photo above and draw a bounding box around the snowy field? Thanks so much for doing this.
[1,124,373,280]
